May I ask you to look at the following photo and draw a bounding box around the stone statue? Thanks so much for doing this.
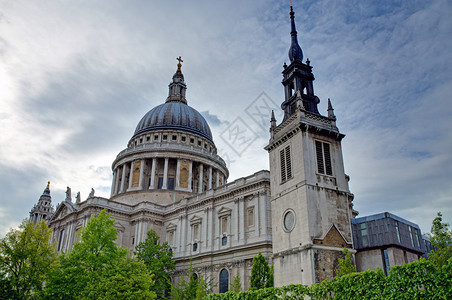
[76,192,81,203]
[89,188,95,198]
[65,187,72,202]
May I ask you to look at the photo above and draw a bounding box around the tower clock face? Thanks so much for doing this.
[283,210,295,232]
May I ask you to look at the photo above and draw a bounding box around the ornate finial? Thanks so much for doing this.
[288,5,303,62]
[47,181,50,189]
[176,56,183,72]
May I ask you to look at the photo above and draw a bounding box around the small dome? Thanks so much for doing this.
[133,102,213,142]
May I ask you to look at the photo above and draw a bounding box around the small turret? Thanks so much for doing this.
[166,56,188,104]
[29,181,55,223]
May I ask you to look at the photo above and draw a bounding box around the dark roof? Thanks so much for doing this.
[352,212,420,230]
[133,101,213,142]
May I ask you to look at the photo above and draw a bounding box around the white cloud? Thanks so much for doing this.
[0,0,451,237]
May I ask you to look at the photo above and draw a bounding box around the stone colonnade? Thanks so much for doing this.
[111,157,225,196]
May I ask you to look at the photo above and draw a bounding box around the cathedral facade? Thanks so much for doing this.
[30,7,358,292]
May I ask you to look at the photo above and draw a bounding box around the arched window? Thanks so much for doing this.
[219,269,229,293]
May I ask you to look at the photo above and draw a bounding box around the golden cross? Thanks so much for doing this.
[177,56,183,71]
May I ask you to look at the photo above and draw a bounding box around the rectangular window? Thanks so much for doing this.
[157,177,164,189]
[360,223,368,247]
[168,178,175,190]
[280,149,286,182]
[315,141,333,176]
[58,229,65,251]
[248,208,254,227]
[382,249,390,276]
[193,224,199,240]
[221,217,228,235]
[280,145,292,183]
[409,226,415,247]
[395,221,401,243]
[168,231,174,245]
[181,136,186,142]
[172,135,177,141]
[415,230,421,248]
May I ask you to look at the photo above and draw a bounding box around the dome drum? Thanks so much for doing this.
[110,62,228,205]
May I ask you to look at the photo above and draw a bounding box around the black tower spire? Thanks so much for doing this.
[288,6,303,63]
[281,6,320,120]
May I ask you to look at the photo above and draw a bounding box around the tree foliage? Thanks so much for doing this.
[335,248,356,278]
[205,258,452,300]
[171,262,212,300]
[250,252,273,290]
[428,211,452,268]
[81,258,155,300]
[230,274,242,293]
[135,229,174,298]
[0,219,57,299]
[44,210,155,299]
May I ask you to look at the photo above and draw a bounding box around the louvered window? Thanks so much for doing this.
[280,146,292,183]
[315,141,333,176]
[280,149,286,182]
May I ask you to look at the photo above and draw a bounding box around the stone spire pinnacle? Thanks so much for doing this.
[270,110,276,129]
[166,56,188,104]
[327,98,336,120]
[288,5,303,63]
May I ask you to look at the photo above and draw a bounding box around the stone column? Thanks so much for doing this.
[198,163,203,193]
[176,159,181,190]
[138,159,145,189]
[110,170,116,196]
[120,164,127,193]
[208,166,212,190]
[128,162,134,190]
[149,158,156,189]
[162,158,169,189]
[216,171,220,188]
[261,191,268,236]
[114,167,121,195]
[234,198,240,243]
[242,198,246,243]
[188,161,193,192]
[255,192,261,236]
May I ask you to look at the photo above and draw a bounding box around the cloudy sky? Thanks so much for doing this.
[1,0,451,237]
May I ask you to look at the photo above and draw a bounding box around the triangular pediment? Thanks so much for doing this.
[114,221,125,232]
[190,215,202,224]
[166,222,177,231]
[314,224,351,248]
[217,206,232,217]
[49,200,77,221]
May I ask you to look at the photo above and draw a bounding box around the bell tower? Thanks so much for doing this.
[265,6,355,286]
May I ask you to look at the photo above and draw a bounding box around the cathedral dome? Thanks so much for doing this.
[133,101,213,142]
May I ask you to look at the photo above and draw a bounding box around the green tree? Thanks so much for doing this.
[81,258,155,300]
[250,252,273,289]
[45,210,155,299]
[428,212,452,268]
[135,229,175,298]
[171,262,212,300]
[0,219,57,299]
[335,248,356,278]
[230,274,242,293]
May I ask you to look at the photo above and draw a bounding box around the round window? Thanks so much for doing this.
[283,210,295,232]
